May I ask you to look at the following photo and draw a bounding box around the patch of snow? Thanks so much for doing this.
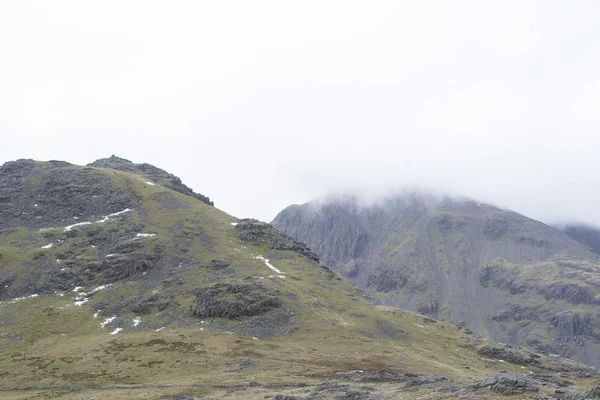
[34,204,38,207]
[106,254,118,258]
[252,337,258,340]
[136,233,156,237]
[100,316,117,328]
[96,208,132,223]
[476,202,481,208]
[73,216,79,220]
[72,287,84,292]
[110,327,122,335]
[132,317,141,327]
[230,222,238,226]
[259,277,264,279]
[41,243,53,249]
[254,255,284,274]
[278,275,286,279]
[7,294,39,303]
[155,327,165,332]
[74,298,89,306]
[60,268,69,271]
[145,181,155,186]
[90,245,96,248]
[268,275,274,278]
[88,284,110,294]
[64,221,91,232]
[93,311,100,319]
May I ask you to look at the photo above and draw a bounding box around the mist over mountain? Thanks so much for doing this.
[273,190,600,368]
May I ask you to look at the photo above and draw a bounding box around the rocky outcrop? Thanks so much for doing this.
[235,219,319,263]
[473,373,539,395]
[88,155,213,206]
[477,344,541,366]
[193,283,281,319]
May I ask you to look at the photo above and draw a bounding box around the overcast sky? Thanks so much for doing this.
[1,1,599,225]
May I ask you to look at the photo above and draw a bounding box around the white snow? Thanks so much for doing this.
[145,181,155,186]
[230,222,238,226]
[93,311,100,319]
[7,294,39,303]
[34,204,38,207]
[100,316,116,328]
[41,243,53,249]
[72,287,83,292]
[110,327,122,335]
[96,208,132,223]
[476,202,481,208]
[88,284,110,294]
[74,298,89,306]
[64,221,92,232]
[136,233,156,237]
[254,255,284,274]
[132,317,141,327]
[106,254,118,258]
[278,275,286,279]
[60,268,69,271]
[155,327,165,332]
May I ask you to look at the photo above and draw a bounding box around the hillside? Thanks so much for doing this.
[272,193,600,369]
[0,160,598,399]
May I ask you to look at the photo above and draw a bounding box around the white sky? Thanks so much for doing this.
[1,1,599,225]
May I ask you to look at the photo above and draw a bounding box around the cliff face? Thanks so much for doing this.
[272,193,600,367]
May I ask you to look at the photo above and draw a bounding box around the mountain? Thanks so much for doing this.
[272,192,600,369]
[557,223,600,255]
[0,159,598,399]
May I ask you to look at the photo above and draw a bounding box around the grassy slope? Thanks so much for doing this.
[0,164,596,399]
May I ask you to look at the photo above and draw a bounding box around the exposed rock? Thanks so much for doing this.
[193,283,281,319]
[235,219,319,263]
[473,373,539,395]
[407,375,446,386]
[477,344,540,366]
[352,368,412,382]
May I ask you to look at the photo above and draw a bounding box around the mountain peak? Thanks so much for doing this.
[88,156,213,206]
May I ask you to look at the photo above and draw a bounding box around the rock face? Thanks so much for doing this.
[88,155,213,206]
[473,373,539,395]
[272,193,600,367]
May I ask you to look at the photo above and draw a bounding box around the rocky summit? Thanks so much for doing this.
[0,159,599,399]
[272,193,600,369]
